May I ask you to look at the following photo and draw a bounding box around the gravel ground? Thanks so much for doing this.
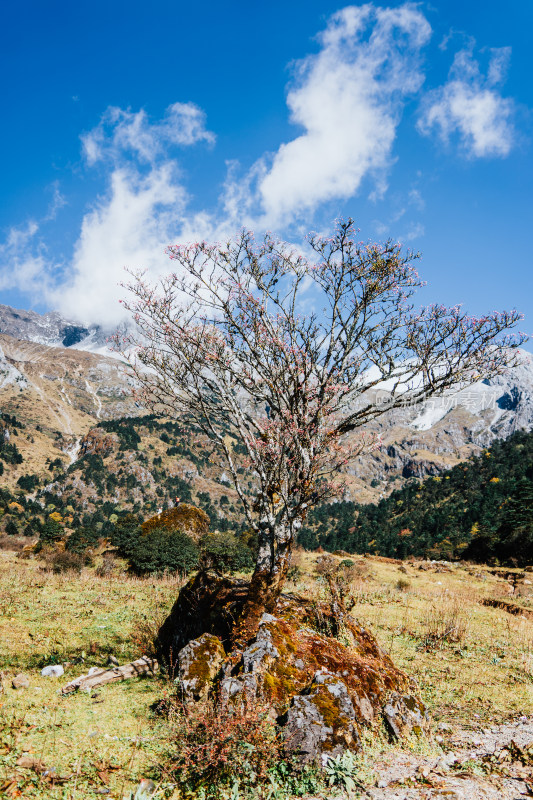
[306,716,533,799]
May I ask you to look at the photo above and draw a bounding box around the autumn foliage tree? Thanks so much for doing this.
[120,219,525,632]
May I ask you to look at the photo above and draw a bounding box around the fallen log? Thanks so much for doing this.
[61,656,159,695]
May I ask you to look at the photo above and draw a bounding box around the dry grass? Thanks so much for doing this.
[0,550,531,798]
[286,549,533,728]
[0,552,182,798]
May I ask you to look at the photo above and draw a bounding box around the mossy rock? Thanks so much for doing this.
[282,672,362,765]
[163,572,430,766]
[177,633,226,701]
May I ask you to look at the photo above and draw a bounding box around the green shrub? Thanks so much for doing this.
[16,473,40,491]
[129,527,199,575]
[111,513,143,558]
[35,517,63,550]
[200,532,254,573]
[66,526,101,554]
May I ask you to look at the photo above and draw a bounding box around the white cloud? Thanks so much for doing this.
[40,102,221,328]
[81,102,215,166]
[417,45,515,157]
[253,4,431,226]
[44,182,67,221]
[408,187,425,210]
[0,217,52,294]
[400,221,424,241]
[50,166,187,327]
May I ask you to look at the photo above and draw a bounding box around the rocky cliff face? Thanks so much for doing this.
[0,333,139,487]
[338,350,533,501]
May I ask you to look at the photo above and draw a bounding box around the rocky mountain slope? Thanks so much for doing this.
[0,303,115,356]
[0,302,533,509]
[0,333,137,476]
[0,333,245,525]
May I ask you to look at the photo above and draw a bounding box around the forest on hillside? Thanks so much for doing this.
[298,429,533,566]
[1,409,532,568]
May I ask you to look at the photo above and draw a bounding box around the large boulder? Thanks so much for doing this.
[159,572,429,766]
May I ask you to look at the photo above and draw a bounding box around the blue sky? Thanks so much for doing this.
[0,0,531,335]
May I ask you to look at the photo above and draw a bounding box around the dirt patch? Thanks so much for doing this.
[481,597,533,619]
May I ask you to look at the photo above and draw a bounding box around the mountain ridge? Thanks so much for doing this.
[0,302,533,509]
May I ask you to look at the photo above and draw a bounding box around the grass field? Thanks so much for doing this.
[0,550,531,798]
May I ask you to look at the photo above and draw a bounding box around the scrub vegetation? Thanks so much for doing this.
[0,549,530,798]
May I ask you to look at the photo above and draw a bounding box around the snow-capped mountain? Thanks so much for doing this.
[0,304,117,357]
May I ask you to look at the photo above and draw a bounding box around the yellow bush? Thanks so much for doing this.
[141,503,209,541]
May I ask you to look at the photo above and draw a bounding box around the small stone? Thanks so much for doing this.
[259,613,278,624]
[12,673,30,689]
[108,655,119,666]
[41,665,64,678]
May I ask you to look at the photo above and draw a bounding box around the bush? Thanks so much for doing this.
[129,527,199,575]
[17,473,40,491]
[111,513,143,558]
[66,526,101,554]
[200,532,254,573]
[167,696,282,798]
[36,517,63,550]
[396,577,411,592]
[43,550,89,573]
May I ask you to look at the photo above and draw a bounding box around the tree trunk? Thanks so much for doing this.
[232,517,294,647]
[61,657,158,694]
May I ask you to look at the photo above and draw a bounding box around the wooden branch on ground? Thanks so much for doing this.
[61,657,159,695]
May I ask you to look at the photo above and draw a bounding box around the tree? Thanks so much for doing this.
[119,219,525,636]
